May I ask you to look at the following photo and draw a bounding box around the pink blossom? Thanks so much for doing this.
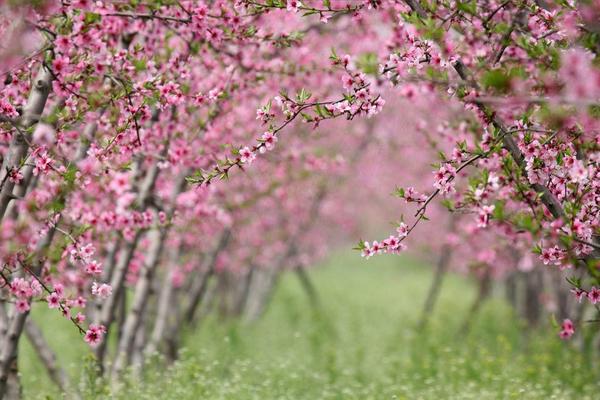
[84,260,103,276]
[286,0,302,13]
[75,312,86,324]
[588,287,600,305]
[539,246,564,266]
[91,282,112,299]
[30,280,42,297]
[342,75,355,91]
[84,324,106,346]
[433,164,456,195]
[10,278,32,299]
[32,150,54,176]
[79,243,95,262]
[476,205,495,229]
[0,99,18,118]
[46,292,61,309]
[361,242,374,259]
[559,319,575,340]
[239,146,256,164]
[396,223,409,238]
[15,299,30,314]
[53,283,65,297]
[260,131,278,151]
[52,55,70,75]
[7,168,23,184]
[570,288,586,303]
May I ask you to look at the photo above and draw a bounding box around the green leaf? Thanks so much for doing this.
[133,58,147,72]
[456,0,476,15]
[83,12,101,24]
[296,88,312,104]
[329,47,339,63]
[300,112,313,122]
[245,25,257,37]
[63,164,78,185]
[589,104,600,120]
[353,240,367,251]
[566,276,581,288]
[492,201,505,220]
[315,104,327,118]
[482,69,511,92]
[49,196,66,213]
[550,313,559,328]
[441,199,454,210]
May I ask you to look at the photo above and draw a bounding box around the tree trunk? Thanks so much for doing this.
[295,265,320,310]
[505,272,518,311]
[112,228,165,377]
[239,268,256,316]
[184,229,230,326]
[524,269,543,327]
[550,269,570,320]
[0,62,53,221]
[0,306,19,400]
[458,270,491,335]
[244,268,280,322]
[0,227,55,398]
[145,254,178,357]
[93,230,142,371]
[418,245,452,330]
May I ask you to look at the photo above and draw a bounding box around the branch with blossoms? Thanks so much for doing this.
[17,260,86,335]
[383,29,567,221]
[101,0,359,23]
[101,11,192,24]
[357,109,569,258]
[186,98,340,185]
[6,215,112,345]
[186,91,383,186]
[407,2,585,220]
[358,146,493,258]
[242,0,367,21]
[187,45,385,186]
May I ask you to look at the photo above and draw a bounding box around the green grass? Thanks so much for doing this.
[21,251,600,399]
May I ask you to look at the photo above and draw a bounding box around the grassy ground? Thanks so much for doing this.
[21,251,600,399]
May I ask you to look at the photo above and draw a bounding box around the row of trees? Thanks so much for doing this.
[0,0,599,398]
[0,1,420,396]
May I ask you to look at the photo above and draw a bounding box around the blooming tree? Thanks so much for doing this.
[349,0,600,339]
[0,0,599,397]
[0,0,390,395]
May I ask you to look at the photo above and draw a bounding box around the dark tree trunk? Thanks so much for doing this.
[458,270,492,335]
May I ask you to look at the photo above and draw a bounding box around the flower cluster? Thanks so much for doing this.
[570,287,600,305]
[9,277,43,313]
[84,323,106,346]
[559,319,575,340]
[360,223,409,259]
